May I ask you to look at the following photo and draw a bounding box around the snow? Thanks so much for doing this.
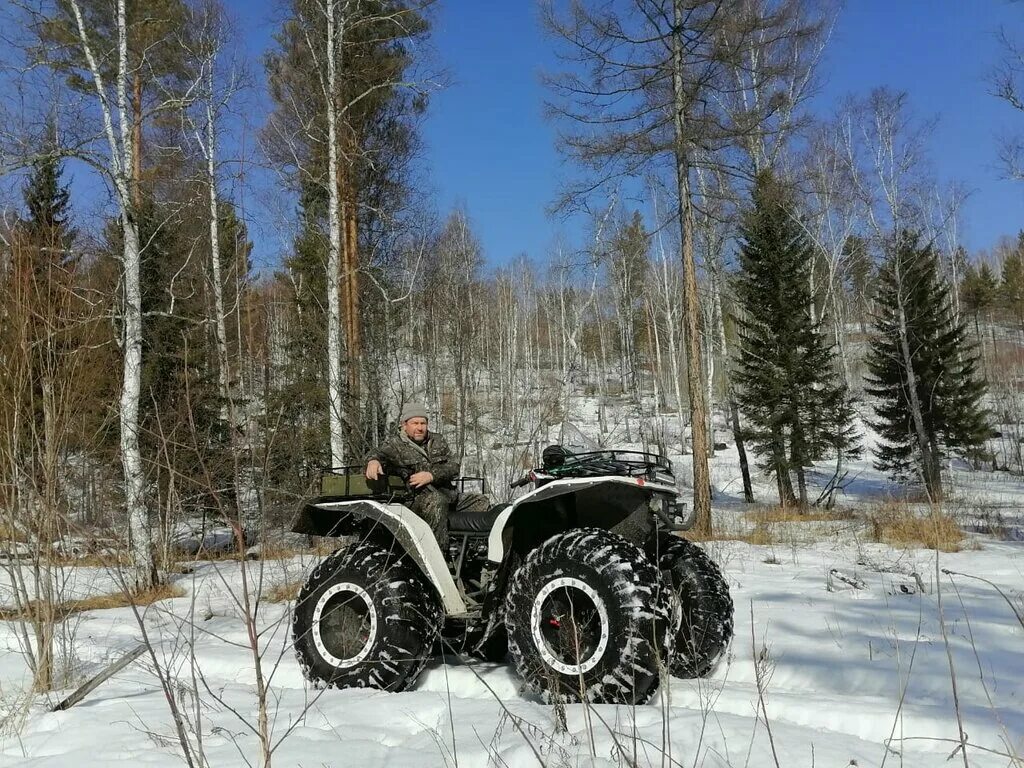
[2,418,1023,766]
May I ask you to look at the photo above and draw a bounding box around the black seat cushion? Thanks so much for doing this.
[449,504,507,534]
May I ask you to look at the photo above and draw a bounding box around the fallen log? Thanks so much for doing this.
[51,643,147,712]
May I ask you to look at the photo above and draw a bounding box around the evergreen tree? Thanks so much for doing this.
[21,150,76,261]
[865,233,992,497]
[13,151,78,485]
[1000,234,1024,332]
[264,184,330,493]
[733,173,859,507]
[39,0,193,200]
[100,196,224,508]
[961,261,999,341]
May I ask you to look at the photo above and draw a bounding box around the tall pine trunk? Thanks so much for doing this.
[673,0,712,534]
[340,146,361,445]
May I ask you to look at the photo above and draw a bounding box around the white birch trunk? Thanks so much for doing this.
[69,0,156,588]
[205,69,231,424]
[325,0,345,467]
[120,220,152,586]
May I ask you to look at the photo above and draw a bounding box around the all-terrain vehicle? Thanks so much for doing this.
[290,446,733,704]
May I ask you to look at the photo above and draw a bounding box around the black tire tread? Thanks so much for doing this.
[654,533,733,678]
[504,528,671,705]
[292,541,442,691]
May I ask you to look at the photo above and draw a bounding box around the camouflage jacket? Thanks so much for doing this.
[366,431,460,491]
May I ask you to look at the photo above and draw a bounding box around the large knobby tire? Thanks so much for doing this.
[504,528,671,705]
[653,532,733,678]
[292,542,442,691]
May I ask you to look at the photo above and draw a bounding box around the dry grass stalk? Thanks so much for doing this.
[686,524,781,546]
[0,583,185,622]
[0,522,29,543]
[263,581,301,604]
[47,552,130,568]
[744,505,855,524]
[868,502,964,552]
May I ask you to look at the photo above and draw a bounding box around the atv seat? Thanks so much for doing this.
[449,504,507,534]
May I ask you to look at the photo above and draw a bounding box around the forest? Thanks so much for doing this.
[0,3,1022,767]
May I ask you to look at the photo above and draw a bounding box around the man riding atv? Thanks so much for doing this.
[292,430,733,702]
[364,403,489,546]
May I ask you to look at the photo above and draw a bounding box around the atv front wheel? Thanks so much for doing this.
[652,532,733,678]
[504,528,670,704]
[292,542,442,690]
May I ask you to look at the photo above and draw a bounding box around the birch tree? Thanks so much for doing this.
[57,0,155,588]
[264,0,434,466]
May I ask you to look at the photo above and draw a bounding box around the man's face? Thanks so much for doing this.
[403,416,428,442]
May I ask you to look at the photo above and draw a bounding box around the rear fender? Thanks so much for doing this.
[486,477,679,563]
[292,499,468,617]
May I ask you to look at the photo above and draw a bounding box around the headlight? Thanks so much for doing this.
[672,501,695,530]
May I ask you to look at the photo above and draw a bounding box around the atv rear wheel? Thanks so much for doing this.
[293,542,442,691]
[504,528,670,704]
[652,532,733,678]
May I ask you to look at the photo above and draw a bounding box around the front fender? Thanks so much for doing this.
[487,477,679,563]
[292,498,468,617]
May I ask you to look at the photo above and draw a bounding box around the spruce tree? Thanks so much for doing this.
[21,152,75,261]
[733,173,859,507]
[1001,235,1024,332]
[961,261,999,341]
[15,151,78,486]
[865,233,992,498]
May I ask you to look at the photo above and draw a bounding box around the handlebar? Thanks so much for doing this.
[509,472,534,489]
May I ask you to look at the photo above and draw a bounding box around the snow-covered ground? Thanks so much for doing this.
[1,420,1023,767]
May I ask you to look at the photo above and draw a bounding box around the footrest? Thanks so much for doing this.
[449,504,507,534]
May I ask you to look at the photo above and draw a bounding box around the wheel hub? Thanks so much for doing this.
[312,582,377,668]
[530,577,609,676]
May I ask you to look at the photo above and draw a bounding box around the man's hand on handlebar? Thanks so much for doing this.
[365,459,383,480]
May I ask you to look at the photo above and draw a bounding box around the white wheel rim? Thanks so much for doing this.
[312,582,377,668]
[530,576,610,676]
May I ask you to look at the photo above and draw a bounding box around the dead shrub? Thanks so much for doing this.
[867,501,964,552]
[0,522,29,543]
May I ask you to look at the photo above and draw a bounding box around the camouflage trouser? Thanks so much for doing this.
[411,488,490,546]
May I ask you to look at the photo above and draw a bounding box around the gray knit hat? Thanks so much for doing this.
[400,402,429,423]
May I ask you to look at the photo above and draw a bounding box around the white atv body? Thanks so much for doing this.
[290,449,731,703]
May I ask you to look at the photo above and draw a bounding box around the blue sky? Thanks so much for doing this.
[218,1,1024,266]
[419,0,1024,265]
